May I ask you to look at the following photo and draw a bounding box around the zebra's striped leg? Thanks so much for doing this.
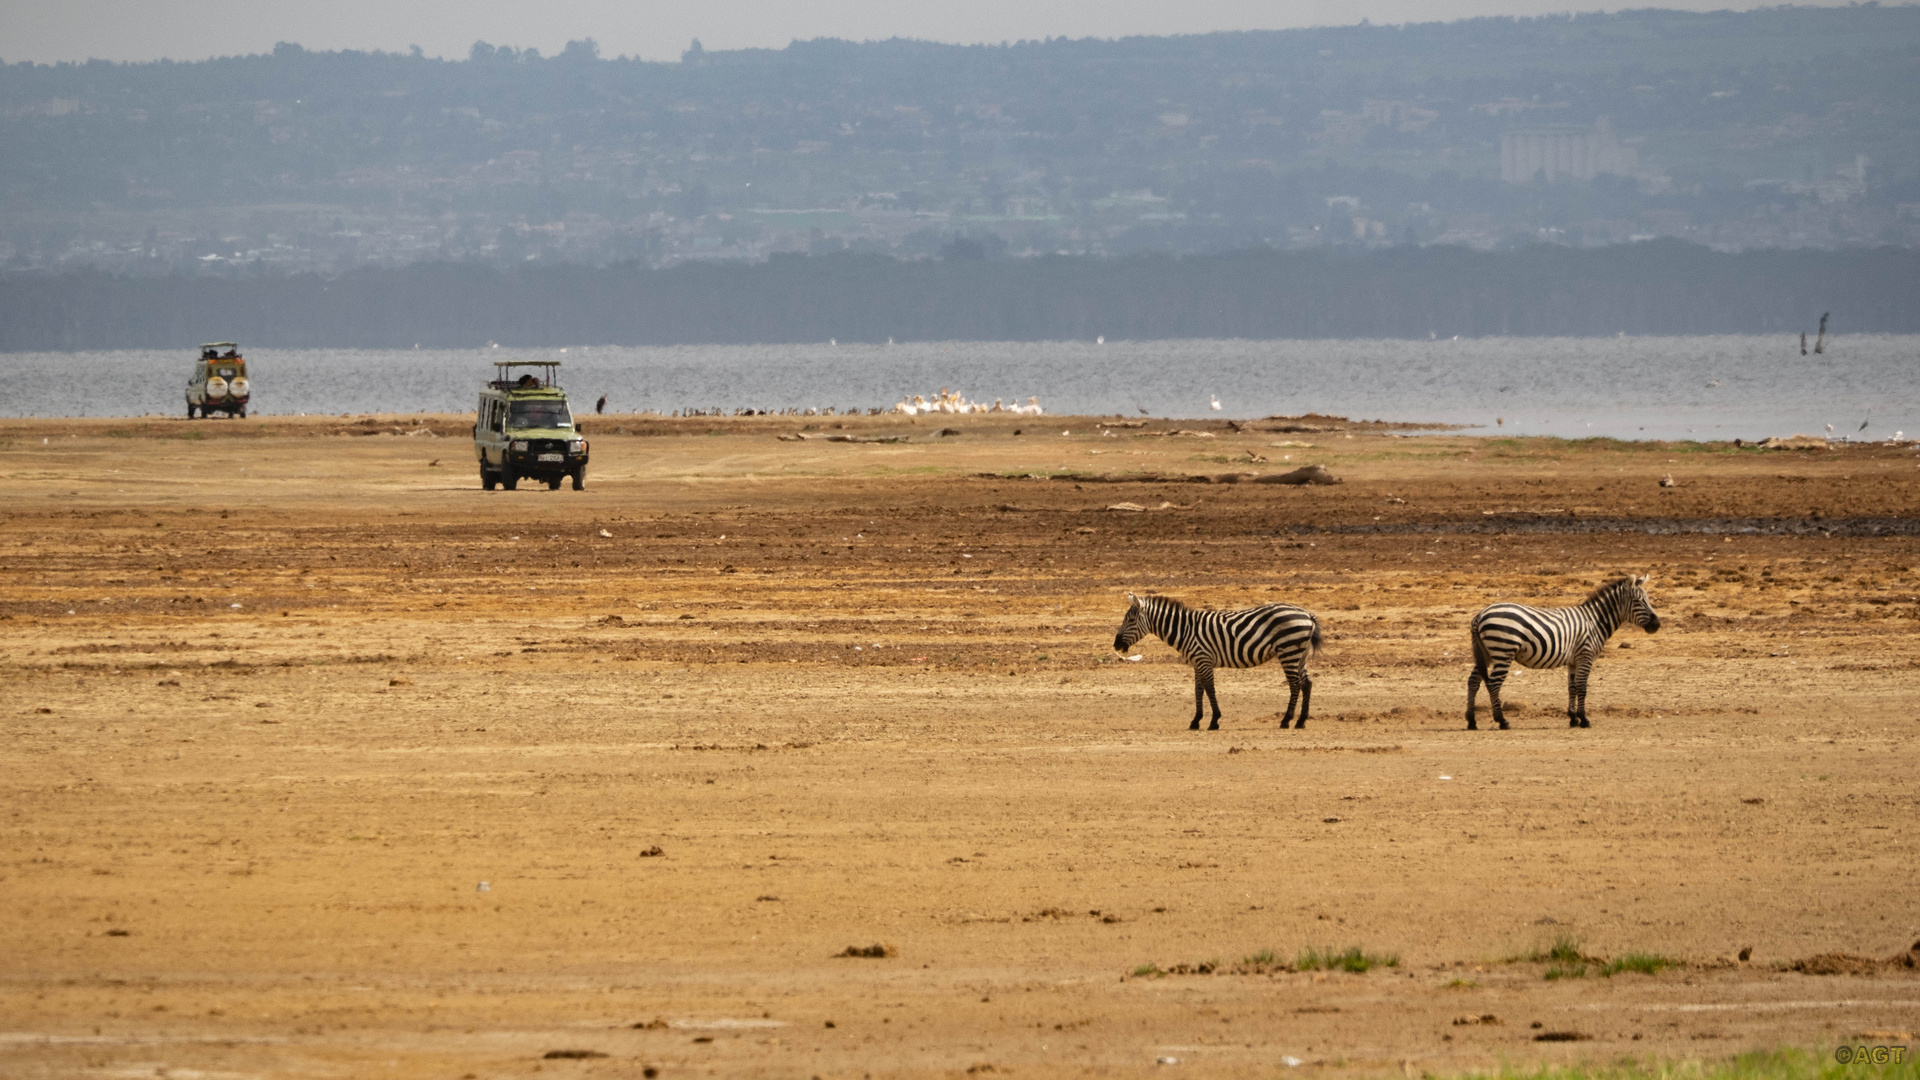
[1295,672,1313,729]
[1203,666,1223,730]
[1466,665,1485,730]
[1571,655,1594,728]
[1485,663,1512,730]
[1280,666,1301,728]
[1190,664,1207,730]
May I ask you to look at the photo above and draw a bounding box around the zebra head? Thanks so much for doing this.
[1114,593,1147,654]
[1628,574,1660,633]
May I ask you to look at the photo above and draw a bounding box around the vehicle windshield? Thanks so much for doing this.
[507,400,573,429]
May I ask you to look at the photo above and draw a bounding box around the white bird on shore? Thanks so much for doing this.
[1209,395,1222,412]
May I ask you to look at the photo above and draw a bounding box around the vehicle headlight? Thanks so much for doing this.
[510,440,528,451]
[568,440,585,453]
[229,377,249,397]
[205,376,228,397]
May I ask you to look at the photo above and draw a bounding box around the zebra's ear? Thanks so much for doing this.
[1126,592,1137,605]
[1637,574,1651,587]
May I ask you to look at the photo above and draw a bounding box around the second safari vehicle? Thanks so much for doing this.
[473,361,590,490]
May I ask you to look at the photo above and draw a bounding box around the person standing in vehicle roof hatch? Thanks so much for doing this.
[516,374,538,389]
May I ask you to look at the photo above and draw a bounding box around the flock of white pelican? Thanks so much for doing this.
[891,389,1045,416]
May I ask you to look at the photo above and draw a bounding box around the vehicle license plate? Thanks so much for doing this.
[537,453,564,462]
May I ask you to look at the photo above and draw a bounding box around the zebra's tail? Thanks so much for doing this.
[1308,613,1324,655]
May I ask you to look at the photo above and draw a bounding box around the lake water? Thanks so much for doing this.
[7,335,1916,442]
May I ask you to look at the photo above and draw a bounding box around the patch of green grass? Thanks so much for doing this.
[1443,977,1480,989]
[1545,933,1586,964]
[1241,948,1281,968]
[1599,952,1678,977]
[1296,946,1398,973]
[1461,1046,1920,1079]
[1512,932,1588,965]
[1130,963,1165,978]
[1543,963,1588,980]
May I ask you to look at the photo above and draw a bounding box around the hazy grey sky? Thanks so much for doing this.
[4,0,1836,64]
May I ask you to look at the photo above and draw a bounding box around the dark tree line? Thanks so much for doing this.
[3,241,1914,351]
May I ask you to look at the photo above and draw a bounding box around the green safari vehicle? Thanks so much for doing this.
[473,361,590,490]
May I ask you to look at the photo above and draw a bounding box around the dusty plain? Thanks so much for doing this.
[2,412,1918,1080]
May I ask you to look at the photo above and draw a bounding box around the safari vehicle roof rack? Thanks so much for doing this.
[490,360,562,390]
[200,342,239,350]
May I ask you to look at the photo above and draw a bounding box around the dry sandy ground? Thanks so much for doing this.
[2,413,1917,1080]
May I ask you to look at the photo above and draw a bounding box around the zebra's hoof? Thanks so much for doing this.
[1466,720,1478,731]
[1189,721,1201,731]
[1496,721,1510,730]
[1579,718,1591,729]
[1207,722,1221,731]
[1569,717,1581,728]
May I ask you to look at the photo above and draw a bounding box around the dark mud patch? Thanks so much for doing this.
[1265,516,1920,538]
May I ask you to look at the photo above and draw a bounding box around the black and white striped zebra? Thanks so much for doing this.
[1113,593,1323,730]
[1466,574,1660,730]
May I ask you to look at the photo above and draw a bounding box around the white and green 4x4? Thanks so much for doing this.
[473,361,590,491]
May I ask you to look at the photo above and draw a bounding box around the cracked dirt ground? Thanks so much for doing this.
[2,414,1917,1079]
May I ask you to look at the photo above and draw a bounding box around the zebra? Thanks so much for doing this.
[1113,593,1323,730]
[1466,574,1660,730]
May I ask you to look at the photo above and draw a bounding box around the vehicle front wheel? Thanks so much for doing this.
[570,467,585,491]
[501,469,518,491]
[546,476,562,490]
[481,466,497,491]
[235,407,246,419]
[187,402,197,418]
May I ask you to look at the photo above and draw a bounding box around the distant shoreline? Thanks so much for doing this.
[5,242,1917,352]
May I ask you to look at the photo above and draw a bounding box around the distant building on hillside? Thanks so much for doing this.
[1501,118,1637,184]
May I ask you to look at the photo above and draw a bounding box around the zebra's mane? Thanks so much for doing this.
[1583,575,1638,604]
[1139,592,1190,612]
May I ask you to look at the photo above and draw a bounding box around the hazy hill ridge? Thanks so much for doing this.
[3,7,1919,273]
